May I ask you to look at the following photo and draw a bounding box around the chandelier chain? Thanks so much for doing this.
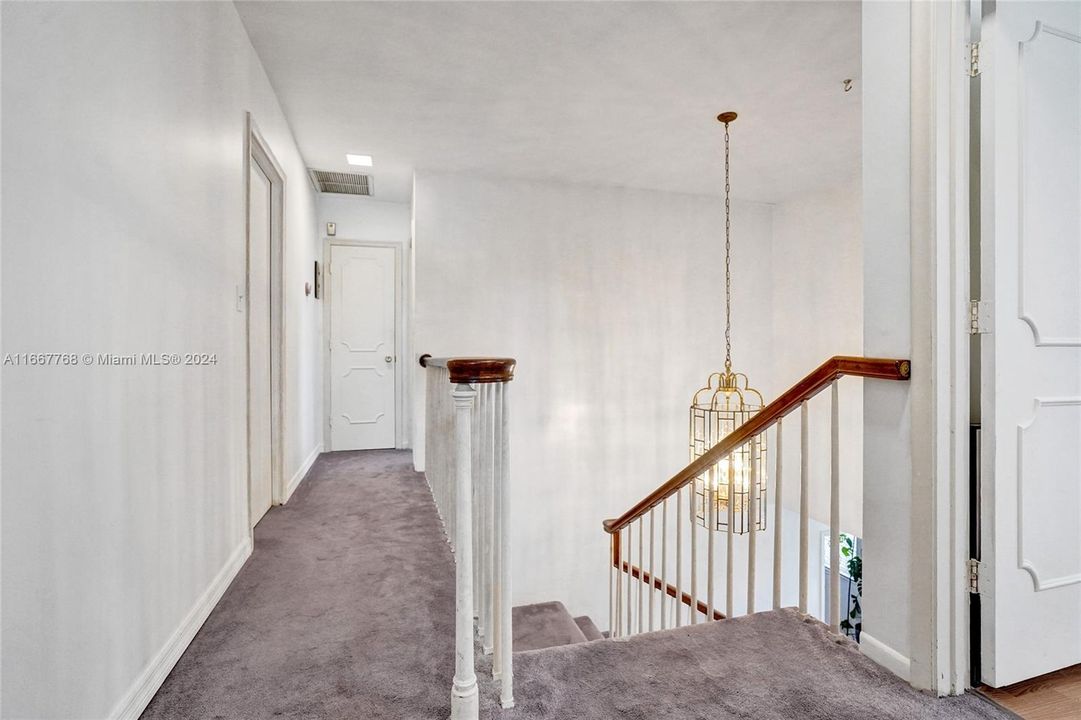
[724,119,732,374]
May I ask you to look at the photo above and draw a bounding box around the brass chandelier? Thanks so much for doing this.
[689,111,767,535]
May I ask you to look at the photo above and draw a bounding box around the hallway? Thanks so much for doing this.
[142,451,456,719]
[139,449,1013,720]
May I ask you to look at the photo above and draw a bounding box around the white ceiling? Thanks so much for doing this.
[235,1,860,205]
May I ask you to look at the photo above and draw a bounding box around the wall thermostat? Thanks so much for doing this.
[326,222,336,236]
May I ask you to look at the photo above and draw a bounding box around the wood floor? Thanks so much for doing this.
[980,665,1081,719]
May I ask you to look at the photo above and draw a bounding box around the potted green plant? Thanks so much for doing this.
[838,534,862,640]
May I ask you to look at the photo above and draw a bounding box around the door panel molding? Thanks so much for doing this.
[1016,397,1081,591]
[1018,21,1081,346]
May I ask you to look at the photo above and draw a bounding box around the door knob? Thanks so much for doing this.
[385,355,393,363]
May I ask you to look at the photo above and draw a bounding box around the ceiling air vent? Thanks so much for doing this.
[308,169,373,196]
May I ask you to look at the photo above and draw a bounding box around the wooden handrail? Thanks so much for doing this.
[620,561,725,621]
[419,354,516,384]
[602,356,910,534]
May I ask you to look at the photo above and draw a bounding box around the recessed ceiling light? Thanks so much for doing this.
[346,154,373,167]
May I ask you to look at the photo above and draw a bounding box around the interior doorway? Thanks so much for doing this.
[246,115,285,530]
[323,241,400,451]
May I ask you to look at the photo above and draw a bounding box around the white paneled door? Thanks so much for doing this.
[329,244,397,450]
[980,0,1081,686]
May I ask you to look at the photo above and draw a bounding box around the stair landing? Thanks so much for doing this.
[483,608,1012,720]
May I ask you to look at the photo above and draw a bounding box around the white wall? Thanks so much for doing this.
[859,0,914,680]
[319,194,411,245]
[771,179,864,535]
[413,170,775,627]
[1,4,321,718]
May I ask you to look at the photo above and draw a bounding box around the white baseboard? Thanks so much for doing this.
[284,443,322,503]
[860,631,912,682]
[109,537,253,720]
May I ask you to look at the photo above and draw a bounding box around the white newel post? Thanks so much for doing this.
[451,382,479,720]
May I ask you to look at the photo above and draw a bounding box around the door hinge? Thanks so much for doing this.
[968,558,981,594]
[969,299,992,334]
[968,42,981,77]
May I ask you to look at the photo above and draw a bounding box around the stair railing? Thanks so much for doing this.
[420,354,516,718]
[604,356,911,639]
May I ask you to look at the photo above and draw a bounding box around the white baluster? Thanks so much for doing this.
[440,371,447,527]
[450,383,478,720]
[443,374,453,550]
[432,369,442,525]
[830,380,841,635]
[448,371,457,552]
[615,529,623,638]
[625,524,632,636]
[689,483,698,625]
[488,384,497,651]
[425,368,434,496]
[609,530,615,641]
[433,370,442,530]
[748,439,758,615]
[648,506,656,631]
[773,418,784,610]
[438,369,443,528]
[492,384,503,679]
[444,370,451,544]
[427,372,435,507]
[631,518,639,631]
[450,369,458,546]
[799,399,809,615]
[498,381,513,709]
[660,497,668,630]
[618,527,626,640]
[471,385,480,627]
[707,469,716,621]
[482,387,490,648]
[726,453,734,618]
[675,486,683,627]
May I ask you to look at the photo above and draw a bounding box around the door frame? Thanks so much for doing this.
[244,113,286,530]
[907,0,974,695]
[321,238,405,451]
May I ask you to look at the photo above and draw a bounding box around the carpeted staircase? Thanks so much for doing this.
[512,601,603,652]
[573,614,605,641]
[505,600,1011,719]
[487,607,1012,720]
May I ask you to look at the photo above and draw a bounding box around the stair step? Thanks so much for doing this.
[573,615,604,641]
[513,601,587,651]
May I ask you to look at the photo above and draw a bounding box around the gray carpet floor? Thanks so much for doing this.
[143,449,1014,720]
[142,450,456,719]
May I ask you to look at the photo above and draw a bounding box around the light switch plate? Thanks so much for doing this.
[326,222,336,236]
